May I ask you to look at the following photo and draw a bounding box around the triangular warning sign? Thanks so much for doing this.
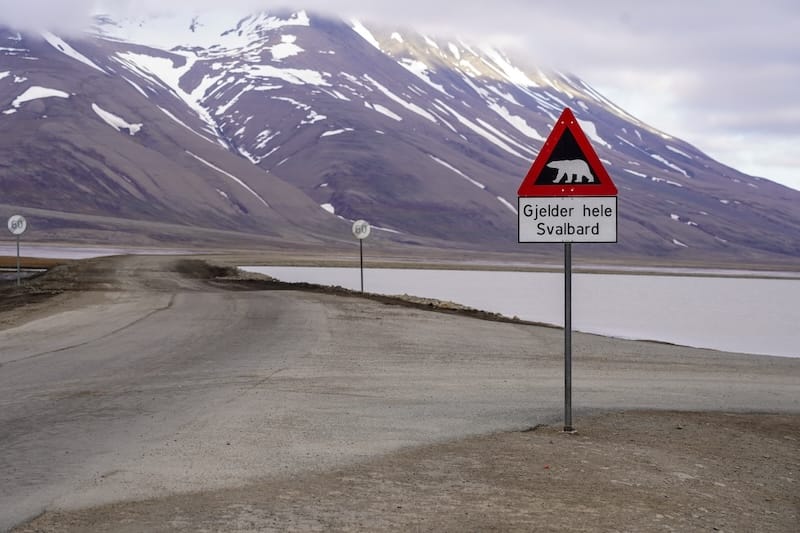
[518,108,617,197]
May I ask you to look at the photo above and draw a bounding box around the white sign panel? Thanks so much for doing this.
[352,219,371,240]
[518,197,617,243]
[7,215,27,236]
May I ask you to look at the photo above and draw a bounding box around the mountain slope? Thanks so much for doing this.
[1,9,799,263]
[0,24,352,247]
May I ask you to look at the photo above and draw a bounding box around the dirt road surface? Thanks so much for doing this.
[1,256,798,532]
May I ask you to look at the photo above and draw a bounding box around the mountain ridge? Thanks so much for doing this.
[1,9,798,264]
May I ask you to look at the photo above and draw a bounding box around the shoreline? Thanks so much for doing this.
[2,256,798,358]
[1,245,800,279]
[234,266,800,359]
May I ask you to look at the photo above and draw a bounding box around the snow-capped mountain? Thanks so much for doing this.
[2,9,799,263]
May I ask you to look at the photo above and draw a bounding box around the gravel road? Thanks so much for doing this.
[1,256,798,532]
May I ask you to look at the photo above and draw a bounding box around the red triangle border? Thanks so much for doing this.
[517,108,618,197]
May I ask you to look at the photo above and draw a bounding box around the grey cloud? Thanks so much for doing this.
[0,0,95,33]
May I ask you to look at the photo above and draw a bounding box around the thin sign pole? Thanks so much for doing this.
[352,220,370,293]
[564,242,573,432]
[16,234,21,287]
[359,239,364,293]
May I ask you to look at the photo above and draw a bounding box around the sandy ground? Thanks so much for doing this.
[16,411,799,533]
[1,256,799,532]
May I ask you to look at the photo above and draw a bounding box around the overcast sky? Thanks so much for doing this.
[2,0,798,190]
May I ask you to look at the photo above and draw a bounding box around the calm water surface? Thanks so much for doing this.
[243,266,800,358]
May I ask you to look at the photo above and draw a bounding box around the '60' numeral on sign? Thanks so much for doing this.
[7,215,27,236]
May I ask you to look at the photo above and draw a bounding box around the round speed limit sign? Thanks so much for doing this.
[352,219,371,240]
[7,215,27,236]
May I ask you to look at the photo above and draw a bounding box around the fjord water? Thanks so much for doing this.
[243,266,800,358]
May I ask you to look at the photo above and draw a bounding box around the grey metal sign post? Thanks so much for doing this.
[517,108,618,433]
[564,242,573,431]
[7,215,28,286]
[352,220,371,293]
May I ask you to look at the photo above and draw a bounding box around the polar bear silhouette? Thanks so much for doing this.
[546,159,595,183]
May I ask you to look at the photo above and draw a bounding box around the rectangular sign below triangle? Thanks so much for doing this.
[518,196,617,243]
[518,107,617,197]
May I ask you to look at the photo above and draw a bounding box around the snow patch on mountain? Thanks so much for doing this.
[651,177,684,187]
[320,128,354,137]
[365,101,402,121]
[0,46,28,57]
[242,64,330,86]
[651,153,689,177]
[487,102,544,141]
[270,96,326,125]
[457,58,482,77]
[158,106,218,145]
[351,20,381,50]
[271,35,303,61]
[435,100,528,160]
[398,58,450,96]
[10,86,69,109]
[486,86,521,106]
[186,151,270,208]
[255,130,280,149]
[96,10,309,51]
[92,103,142,135]
[624,168,647,178]
[114,51,225,145]
[372,225,402,234]
[190,73,226,101]
[237,147,259,164]
[475,117,536,157]
[215,85,256,116]
[459,73,490,99]
[328,89,350,101]
[122,76,149,97]
[666,145,692,159]
[616,135,640,151]
[429,155,485,189]
[272,96,311,110]
[577,119,611,148]
[41,31,106,74]
[364,74,437,123]
[238,128,280,164]
[245,10,310,31]
[497,197,518,215]
[448,43,461,60]
[481,47,541,88]
[301,110,326,125]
